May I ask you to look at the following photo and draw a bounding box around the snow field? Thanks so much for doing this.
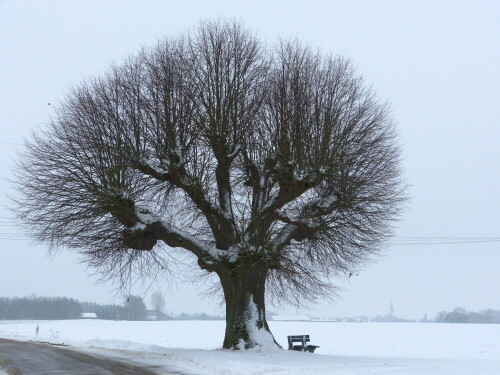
[1,320,500,374]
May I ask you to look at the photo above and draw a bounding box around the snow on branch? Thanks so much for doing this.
[315,193,338,211]
[206,245,240,263]
[137,157,170,180]
[122,206,213,258]
[269,192,341,252]
[136,156,227,235]
[227,143,242,159]
[270,225,296,252]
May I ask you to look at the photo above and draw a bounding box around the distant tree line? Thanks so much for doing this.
[0,296,82,320]
[0,294,150,321]
[0,294,229,321]
[435,307,500,324]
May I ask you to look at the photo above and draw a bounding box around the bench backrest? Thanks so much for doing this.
[287,335,310,348]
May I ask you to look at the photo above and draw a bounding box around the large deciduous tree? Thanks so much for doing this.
[14,21,404,349]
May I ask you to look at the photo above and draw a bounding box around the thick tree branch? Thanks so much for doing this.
[135,157,219,216]
[135,156,238,249]
[244,162,326,242]
[110,200,211,259]
[270,192,344,253]
[213,142,241,243]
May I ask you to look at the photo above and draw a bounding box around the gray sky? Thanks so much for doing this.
[1,0,499,319]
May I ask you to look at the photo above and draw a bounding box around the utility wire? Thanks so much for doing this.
[392,235,500,246]
[394,236,500,241]
[410,184,500,192]
[1,232,500,245]
[391,239,500,246]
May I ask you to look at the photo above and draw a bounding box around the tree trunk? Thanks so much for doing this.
[218,264,279,349]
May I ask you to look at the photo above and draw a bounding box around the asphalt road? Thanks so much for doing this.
[0,338,165,375]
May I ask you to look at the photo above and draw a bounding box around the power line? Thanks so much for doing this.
[1,232,500,246]
[392,239,500,246]
[392,236,500,246]
[410,184,500,192]
[395,236,500,239]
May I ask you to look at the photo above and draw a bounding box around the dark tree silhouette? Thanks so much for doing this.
[124,295,147,321]
[14,20,405,349]
[0,296,82,320]
[150,291,166,313]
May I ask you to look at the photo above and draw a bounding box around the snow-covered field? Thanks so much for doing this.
[1,319,499,374]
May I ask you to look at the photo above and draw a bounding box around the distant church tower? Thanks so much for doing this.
[389,300,394,316]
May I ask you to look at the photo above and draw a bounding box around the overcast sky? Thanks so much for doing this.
[0,0,499,319]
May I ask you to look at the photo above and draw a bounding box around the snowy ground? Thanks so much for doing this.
[1,320,499,374]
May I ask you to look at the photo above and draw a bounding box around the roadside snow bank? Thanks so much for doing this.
[85,341,345,375]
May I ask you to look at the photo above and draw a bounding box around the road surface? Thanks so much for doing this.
[0,338,166,375]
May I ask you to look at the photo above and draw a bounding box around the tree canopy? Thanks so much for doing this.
[14,20,405,349]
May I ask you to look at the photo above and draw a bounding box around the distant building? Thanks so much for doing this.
[80,312,97,319]
[144,310,173,321]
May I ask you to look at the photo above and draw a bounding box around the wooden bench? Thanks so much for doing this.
[287,335,319,353]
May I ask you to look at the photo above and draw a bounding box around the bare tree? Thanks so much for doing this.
[150,291,166,313]
[14,20,405,349]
